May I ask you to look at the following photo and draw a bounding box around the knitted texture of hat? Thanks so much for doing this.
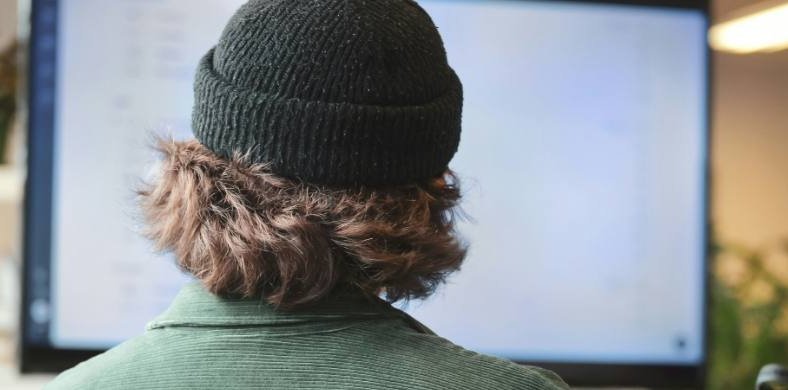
[192,0,463,186]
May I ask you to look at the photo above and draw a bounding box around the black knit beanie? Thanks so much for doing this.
[192,0,463,186]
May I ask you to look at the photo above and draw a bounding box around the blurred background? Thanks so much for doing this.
[1,0,787,389]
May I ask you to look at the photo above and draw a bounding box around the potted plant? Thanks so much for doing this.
[711,239,788,389]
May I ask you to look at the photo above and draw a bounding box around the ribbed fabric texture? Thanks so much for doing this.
[47,283,569,390]
[192,0,463,186]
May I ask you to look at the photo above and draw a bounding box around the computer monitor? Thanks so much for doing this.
[22,0,710,387]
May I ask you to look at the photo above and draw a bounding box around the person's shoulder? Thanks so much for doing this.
[374,323,569,390]
[44,334,152,390]
[424,335,568,389]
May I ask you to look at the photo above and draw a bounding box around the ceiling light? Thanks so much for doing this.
[709,1,788,54]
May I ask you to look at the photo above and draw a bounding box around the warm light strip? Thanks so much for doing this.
[709,1,788,54]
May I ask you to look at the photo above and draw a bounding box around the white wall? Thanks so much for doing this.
[711,2,788,247]
[0,0,21,340]
[0,0,20,253]
[0,1,17,46]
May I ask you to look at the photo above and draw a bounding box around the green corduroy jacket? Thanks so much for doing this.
[46,283,569,389]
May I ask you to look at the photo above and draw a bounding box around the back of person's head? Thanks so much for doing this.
[140,0,465,309]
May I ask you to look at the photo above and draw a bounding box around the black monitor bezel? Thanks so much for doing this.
[20,0,712,387]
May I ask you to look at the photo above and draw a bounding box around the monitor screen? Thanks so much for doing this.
[23,0,709,386]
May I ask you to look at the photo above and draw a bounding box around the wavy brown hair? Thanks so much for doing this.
[139,138,467,309]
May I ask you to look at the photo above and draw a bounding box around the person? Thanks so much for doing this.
[47,0,568,388]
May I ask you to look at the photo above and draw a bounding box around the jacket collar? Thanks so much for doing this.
[147,282,410,331]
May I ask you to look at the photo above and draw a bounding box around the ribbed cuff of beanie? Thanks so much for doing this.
[192,48,463,186]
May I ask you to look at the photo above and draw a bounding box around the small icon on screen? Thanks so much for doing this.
[674,335,688,351]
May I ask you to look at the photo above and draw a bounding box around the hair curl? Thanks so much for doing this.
[139,139,467,309]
